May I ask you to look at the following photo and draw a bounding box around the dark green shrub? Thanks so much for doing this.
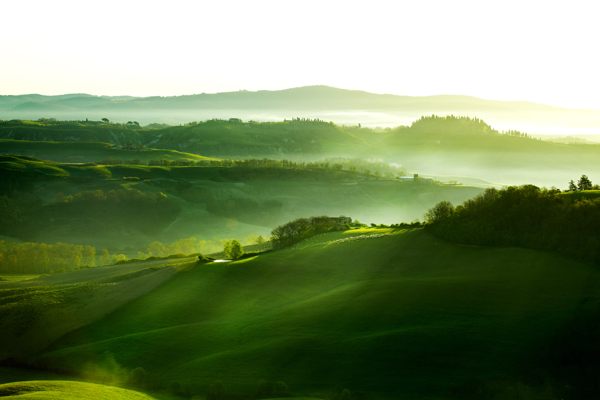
[115,258,142,264]
[166,253,187,259]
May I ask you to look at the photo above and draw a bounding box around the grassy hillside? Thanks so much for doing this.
[0,381,160,400]
[1,155,483,256]
[3,116,600,187]
[0,257,193,359]
[0,139,215,163]
[32,228,600,399]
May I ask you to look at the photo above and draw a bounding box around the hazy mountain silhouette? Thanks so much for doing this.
[2,86,600,131]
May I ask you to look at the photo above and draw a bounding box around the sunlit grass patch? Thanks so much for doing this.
[0,380,159,399]
[0,275,41,282]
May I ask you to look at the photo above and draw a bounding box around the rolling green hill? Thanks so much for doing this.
[0,155,484,256]
[2,116,599,187]
[31,228,600,399]
[0,381,161,400]
[0,139,215,164]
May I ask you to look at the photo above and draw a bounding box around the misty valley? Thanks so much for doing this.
[1,94,600,400]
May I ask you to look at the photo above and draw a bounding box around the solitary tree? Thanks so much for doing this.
[229,239,244,259]
[223,240,232,258]
[568,180,578,192]
[578,175,593,191]
[101,118,109,123]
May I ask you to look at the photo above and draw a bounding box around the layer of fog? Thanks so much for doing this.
[2,109,600,136]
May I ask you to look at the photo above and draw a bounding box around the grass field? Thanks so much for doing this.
[560,189,600,200]
[1,154,485,256]
[0,258,195,360]
[0,274,41,282]
[0,381,163,400]
[0,140,216,163]
[30,228,600,399]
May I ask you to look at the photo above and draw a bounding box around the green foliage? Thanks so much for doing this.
[226,240,244,260]
[568,180,577,191]
[578,174,593,191]
[424,200,455,223]
[409,115,496,134]
[197,253,210,263]
[271,216,337,249]
[0,240,130,274]
[426,185,600,263]
[166,253,188,259]
[222,241,232,259]
[32,228,600,399]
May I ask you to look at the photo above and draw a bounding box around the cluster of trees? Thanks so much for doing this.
[406,115,498,134]
[271,216,343,249]
[0,241,125,274]
[0,118,144,130]
[502,129,533,138]
[567,175,598,191]
[139,235,267,259]
[425,185,600,263]
[320,157,406,178]
[93,156,404,179]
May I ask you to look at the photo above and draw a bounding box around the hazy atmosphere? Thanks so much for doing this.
[1,1,600,400]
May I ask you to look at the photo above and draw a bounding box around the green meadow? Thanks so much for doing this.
[28,228,600,399]
[0,139,214,164]
[0,155,484,256]
[0,380,168,400]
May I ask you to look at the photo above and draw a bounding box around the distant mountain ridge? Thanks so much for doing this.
[0,86,590,112]
[2,86,600,132]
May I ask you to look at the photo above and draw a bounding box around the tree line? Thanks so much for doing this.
[138,234,266,259]
[0,241,126,274]
[405,115,498,134]
[94,157,406,177]
[424,183,600,263]
[270,216,346,249]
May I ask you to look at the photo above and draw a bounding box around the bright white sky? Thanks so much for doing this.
[1,0,599,110]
